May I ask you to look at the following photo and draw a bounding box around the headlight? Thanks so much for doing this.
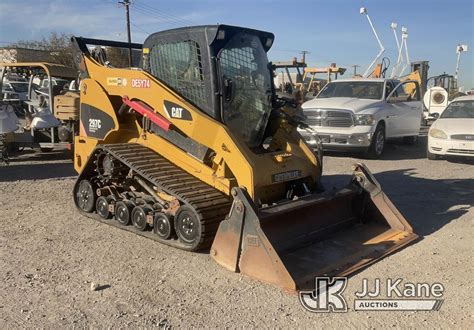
[429,128,447,139]
[354,114,375,126]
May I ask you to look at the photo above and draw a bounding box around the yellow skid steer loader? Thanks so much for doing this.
[71,25,417,292]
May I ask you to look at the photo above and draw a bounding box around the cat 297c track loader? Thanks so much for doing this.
[72,25,417,292]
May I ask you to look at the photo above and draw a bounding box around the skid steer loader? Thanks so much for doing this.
[72,25,417,292]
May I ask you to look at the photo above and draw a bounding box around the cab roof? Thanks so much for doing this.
[0,62,77,79]
[143,24,275,52]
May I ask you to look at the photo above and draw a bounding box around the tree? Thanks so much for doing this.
[9,32,76,68]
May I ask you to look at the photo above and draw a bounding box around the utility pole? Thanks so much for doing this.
[352,65,360,76]
[119,0,132,66]
[300,50,310,64]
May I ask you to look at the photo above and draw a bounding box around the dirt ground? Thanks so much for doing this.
[1,136,473,328]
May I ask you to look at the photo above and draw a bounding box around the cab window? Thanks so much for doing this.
[388,81,420,102]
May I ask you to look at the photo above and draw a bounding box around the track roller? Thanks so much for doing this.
[115,200,133,226]
[96,196,116,219]
[131,204,153,231]
[96,196,112,219]
[153,212,174,240]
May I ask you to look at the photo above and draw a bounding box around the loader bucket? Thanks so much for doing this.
[211,164,417,292]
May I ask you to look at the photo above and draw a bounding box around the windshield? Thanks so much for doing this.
[440,100,474,119]
[318,81,384,100]
[218,33,272,148]
[10,83,28,93]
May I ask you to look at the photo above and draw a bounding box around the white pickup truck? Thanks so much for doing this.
[300,78,422,158]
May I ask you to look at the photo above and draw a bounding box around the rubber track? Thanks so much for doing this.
[76,143,232,251]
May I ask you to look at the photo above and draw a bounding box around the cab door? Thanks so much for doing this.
[382,80,403,137]
[386,81,422,136]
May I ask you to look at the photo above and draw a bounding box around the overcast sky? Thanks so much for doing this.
[0,0,472,88]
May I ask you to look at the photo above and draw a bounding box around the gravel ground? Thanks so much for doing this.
[0,136,473,328]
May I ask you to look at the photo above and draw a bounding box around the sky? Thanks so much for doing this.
[0,0,472,88]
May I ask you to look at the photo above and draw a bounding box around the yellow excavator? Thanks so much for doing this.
[72,25,417,292]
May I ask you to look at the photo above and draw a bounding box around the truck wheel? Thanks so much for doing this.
[403,135,418,145]
[427,149,440,160]
[366,124,385,159]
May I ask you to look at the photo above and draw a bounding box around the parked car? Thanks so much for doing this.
[300,78,422,158]
[427,95,474,159]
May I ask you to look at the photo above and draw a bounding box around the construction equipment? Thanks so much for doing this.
[72,25,417,292]
[274,61,346,99]
[360,7,385,78]
[273,58,307,95]
[0,62,78,160]
[297,64,346,96]
[423,74,466,122]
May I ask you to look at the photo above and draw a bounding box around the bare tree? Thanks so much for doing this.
[9,32,75,68]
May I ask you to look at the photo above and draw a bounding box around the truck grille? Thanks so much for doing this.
[304,109,354,127]
[447,149,474,154]
[450,134,474,141]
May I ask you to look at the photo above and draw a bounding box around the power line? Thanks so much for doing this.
[134,1,195,25]
[132,6,190,27]
[131,22,151,35]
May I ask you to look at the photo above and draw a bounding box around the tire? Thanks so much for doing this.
[365,123,385,159]
[427,149,440,160]
[403,135,418,145]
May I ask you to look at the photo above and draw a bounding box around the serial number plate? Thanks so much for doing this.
[272,170,301,183]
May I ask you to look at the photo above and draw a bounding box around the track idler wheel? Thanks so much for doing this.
[75,180,96,213]
[174,206,201,249]
[153,212,174,240]
[96,196,112,219]
[131,205,152,231]
[115,201,133,226]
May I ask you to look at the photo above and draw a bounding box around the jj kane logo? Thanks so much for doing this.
[299,277,444,312]
[299,277,348,313]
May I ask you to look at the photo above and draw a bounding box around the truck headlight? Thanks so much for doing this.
[355,114,375,126]
[429,128,447,139]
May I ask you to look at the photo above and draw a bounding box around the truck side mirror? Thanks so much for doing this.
[432,112,440,119]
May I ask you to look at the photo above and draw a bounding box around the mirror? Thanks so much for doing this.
[431,112,440,119]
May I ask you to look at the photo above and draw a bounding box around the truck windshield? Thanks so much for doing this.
[318,81,384,100]
[440,100,474,119]
[218,33,272,148]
